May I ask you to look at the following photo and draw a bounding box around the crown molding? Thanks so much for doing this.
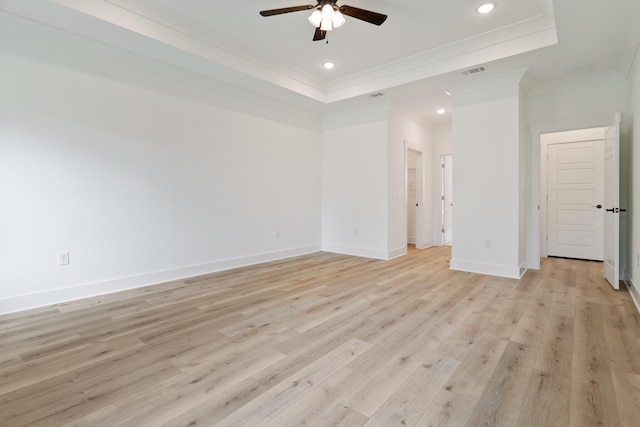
[443,68,529,97]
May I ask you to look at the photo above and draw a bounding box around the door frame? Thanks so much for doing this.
[441,154,453,245]
[540,128,605,258]
[530,117,618,270]
[405,142,425,249]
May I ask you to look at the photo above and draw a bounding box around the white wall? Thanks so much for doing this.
[320,108,431,260]
[0,52,322,314]
[626,47,640,306]
[450,83,524,278]
[321,112,389,259]
[526,77,630,269]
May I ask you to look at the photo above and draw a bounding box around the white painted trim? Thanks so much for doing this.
[388,247,408,260]
[407,237,416,244]
[539,133,606,259]
[405,140,425,251]
[421,240,435,249]
[519,262,528,279]
[528,116,617,272]
[322,244,390,260]
[450,258,522,279]
[0,245,321,315]
[541,128,605,144]
[8,0,557,104]
[626,279,640,314]
[326,18,556,102]
[52,0,329,100]
[443,69,529,97]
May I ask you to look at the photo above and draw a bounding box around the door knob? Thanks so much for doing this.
[605,208,615,212]
[592,204,602,209]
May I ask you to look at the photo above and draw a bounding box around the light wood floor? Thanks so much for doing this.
[1,246,639,426]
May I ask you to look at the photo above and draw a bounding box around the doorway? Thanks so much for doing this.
[407,153,417,244]
[541,128,605,261]
[441,155,453,246]
[406,147,424,249]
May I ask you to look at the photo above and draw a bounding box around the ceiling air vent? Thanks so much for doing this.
[463,66,486,75]
[368,92,384,98]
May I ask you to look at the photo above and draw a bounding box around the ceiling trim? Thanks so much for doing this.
[326,18,557,102]
[443,68,529,97]
[47,0,557,104]
[50,0,329,101]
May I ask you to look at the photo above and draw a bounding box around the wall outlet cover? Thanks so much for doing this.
[58,252,70,266]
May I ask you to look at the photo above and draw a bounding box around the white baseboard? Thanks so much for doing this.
[388,247,407,259]
[449,258,522,279]
[519,262,528,278]
[322,243,390,260]
[626,278,640,314]
[0,245,321,316]
[422,239,435,249]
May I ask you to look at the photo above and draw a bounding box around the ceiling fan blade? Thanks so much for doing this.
[339,5,387,26]
[260,5,315,17]
[313,27,326,41]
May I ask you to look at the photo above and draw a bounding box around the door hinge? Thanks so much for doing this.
[441,196,445,201]
[441,164,445,168]
[442,228,445,233]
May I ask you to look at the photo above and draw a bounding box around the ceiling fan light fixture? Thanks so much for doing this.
[332,10,345,28]
[321,3,334,20]
[308,9,322,27]
[261,2,388,42]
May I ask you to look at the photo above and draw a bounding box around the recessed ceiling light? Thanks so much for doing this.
[477,3,495,14]
[323,62,335,69]
[437,108,446,115]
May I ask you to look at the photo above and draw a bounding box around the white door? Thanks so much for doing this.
[414,151,425,249]
[442,155,453,245]
[603,114,621,289]
[547,141,604,260]
[407,168,417,244]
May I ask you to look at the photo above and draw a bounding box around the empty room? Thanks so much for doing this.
[1,0,640,426]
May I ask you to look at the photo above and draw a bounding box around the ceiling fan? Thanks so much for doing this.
[259,0,387,41]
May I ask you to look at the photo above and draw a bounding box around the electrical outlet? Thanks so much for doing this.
[485,240,493,249]
[58,252,69,266]
[275,230,280,239]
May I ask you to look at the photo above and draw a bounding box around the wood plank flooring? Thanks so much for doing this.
[1,246,639,426]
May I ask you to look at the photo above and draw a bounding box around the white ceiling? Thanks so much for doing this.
[1,0,639,125]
